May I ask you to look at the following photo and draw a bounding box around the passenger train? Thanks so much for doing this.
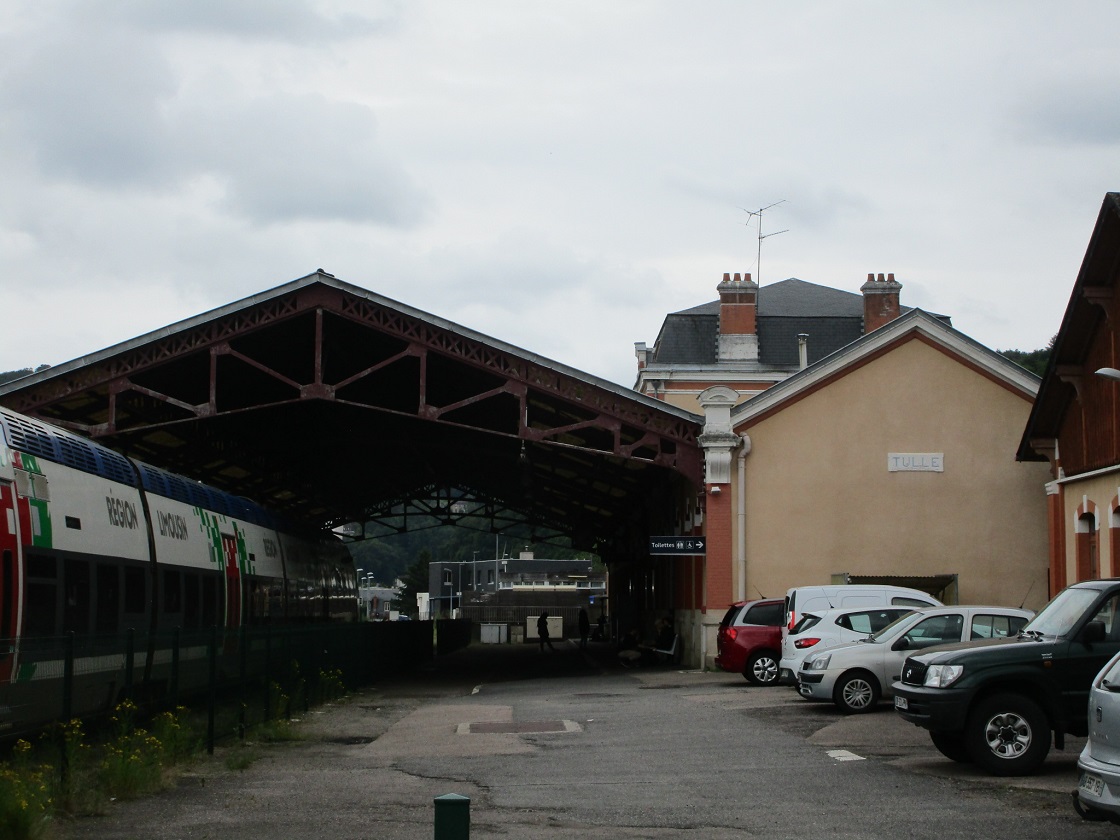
[0,406,357,734]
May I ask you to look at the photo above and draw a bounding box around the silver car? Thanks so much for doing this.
[778,606,914,685]
[797,606,1033,713]
[1076,650,1120,823]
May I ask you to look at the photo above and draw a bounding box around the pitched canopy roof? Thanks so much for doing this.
[0,272,702,557]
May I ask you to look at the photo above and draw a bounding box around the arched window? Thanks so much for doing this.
[1077,507,1100,581]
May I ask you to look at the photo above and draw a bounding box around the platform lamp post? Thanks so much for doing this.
[1097,367,1120,383]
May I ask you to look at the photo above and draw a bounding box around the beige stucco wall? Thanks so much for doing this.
[731,338,1051,613]
[648,388,756,415]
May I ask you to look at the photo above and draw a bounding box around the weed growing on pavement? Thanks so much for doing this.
[224,744,259,771]
[0,740,53,840]
[98,699,166,800]
[317,668,346,703]
[0,668,350,831]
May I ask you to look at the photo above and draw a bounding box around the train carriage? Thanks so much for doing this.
[0,407,356,735]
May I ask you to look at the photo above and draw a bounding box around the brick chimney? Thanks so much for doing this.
[861,272,903,333]
[717,272,759,361]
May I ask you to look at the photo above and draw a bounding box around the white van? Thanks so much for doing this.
[783,584,940,637]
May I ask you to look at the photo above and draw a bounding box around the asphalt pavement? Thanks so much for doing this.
[54,638,1109,839]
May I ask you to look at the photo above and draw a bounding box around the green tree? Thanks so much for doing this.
[0,365,50,385]
[392,549,433,618]
[998,337,1054,378]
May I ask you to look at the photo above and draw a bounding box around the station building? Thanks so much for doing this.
[638,271,1051,668]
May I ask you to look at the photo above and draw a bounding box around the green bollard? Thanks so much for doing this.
[433,793,470,840]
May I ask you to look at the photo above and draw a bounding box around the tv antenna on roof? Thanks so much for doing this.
[739,200,789,285]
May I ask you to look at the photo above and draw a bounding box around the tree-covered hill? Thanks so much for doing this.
[0,365,50,385]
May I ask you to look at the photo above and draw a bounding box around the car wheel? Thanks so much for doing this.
[964,693,1050,776]
[929,730,972,763]
[833,671,880,713]
[746,651,780,686]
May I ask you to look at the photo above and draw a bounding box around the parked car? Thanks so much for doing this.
[797,606,1033,713]
[893,578,1120,776]
[1075,649,1120,824]
[783,584,941,634]
[715,598,784,685]
[778,606,915,685]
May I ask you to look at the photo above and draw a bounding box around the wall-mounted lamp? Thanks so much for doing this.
[710,485,722,495]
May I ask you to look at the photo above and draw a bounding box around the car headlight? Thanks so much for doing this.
[805,654,831,671]
[922,664,963,688]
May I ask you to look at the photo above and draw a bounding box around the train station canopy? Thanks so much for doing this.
[0,272,703,559]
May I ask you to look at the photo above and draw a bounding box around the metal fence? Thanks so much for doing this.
[0,618,471,749]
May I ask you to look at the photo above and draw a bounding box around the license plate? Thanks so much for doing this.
[1080,772,1105,798]
[894,696,908,710]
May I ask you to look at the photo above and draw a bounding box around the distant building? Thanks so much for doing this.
[359,584,400,620]
[427,552,606,628]
[429,551,605,610]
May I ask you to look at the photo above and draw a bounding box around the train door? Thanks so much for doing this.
[0,481,19,682]
[221,533,241,632]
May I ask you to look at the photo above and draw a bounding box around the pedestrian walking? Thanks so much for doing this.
[537,612,555,652]
[578,607,591,649]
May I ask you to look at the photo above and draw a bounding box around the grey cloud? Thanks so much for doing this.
[1015,80,1120,146]
[86,0,398,44]
[0,29,428,226]
[175,90,429,226]
[1,32,178,186]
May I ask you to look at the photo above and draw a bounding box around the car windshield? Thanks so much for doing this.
[1023,587,1102,637]
[867,612,920,643]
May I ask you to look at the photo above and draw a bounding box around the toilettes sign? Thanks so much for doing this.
[887,453,944,472]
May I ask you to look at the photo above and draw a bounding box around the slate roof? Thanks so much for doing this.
[650,278,860,366]
[648,277,946,368]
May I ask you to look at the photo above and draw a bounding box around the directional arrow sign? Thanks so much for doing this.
[649,537,706,555]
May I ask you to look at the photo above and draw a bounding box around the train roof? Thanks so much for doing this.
[0,408,296,533]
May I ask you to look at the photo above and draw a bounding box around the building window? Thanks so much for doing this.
[1078,510,1100,581]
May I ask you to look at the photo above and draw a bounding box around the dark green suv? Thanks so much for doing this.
[892,579,1120,776]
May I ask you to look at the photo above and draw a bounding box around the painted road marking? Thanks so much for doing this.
[827,749,866,762]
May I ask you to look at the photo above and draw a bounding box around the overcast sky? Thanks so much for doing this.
[1,2,1117,388]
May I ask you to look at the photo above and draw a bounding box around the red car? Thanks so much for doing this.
[715,598,784,685]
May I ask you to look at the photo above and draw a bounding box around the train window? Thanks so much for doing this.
[63,559,91,635]
[162,569,182,613]
[65,516,81,530]
[201,576,218,628]
[96,565,120,634]
[24,582,56,637]
[124,567,146,614]
[184,573,200,630]
[26,554,55,579]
